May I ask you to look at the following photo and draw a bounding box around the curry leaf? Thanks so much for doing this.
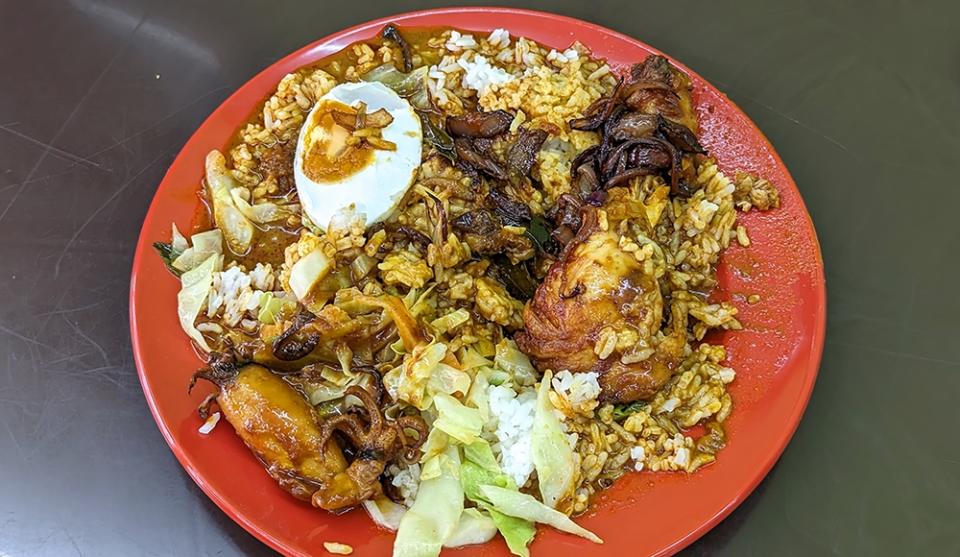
[153,242,183,277]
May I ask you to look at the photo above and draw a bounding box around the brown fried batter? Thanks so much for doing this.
[515,208,685,403]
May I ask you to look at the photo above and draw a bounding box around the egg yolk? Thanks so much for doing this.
[301,100,375,183]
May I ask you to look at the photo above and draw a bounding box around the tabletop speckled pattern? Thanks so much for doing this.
[1,1,958,555]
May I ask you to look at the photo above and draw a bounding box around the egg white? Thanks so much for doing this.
[294,82,422,230]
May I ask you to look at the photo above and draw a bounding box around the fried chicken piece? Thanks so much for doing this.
[515,209,685,403]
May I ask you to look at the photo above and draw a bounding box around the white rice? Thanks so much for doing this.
[718,367,736,383]
[389,463,421,507]
[445,30,477,52]
[458,55,515,97]
[249,262,276,291]
[551,371,601,415]
[546,47,579,66]
[486,28,510,49]
[630,445,646,471]
[488,384,537,487]
[198,411,221,434]
[207,265,266,326]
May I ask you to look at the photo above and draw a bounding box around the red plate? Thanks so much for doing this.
[130,7,825,557]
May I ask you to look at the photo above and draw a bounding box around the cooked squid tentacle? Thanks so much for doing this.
[312,386,427,510]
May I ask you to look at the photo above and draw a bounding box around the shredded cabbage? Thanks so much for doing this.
[171,223,189,252]
[419,428,450,465]
[176,253,222,352]
[288,249,333,301]
[433,393,483,445]
[427,362,471,399]
[362,64,432,111]
[257,292,295,324]
[460,443,536,557]
[229,188,297,224]
[466,367,492,423]
[393,342,448,410]
[362,496,406,531]
[393,445,463,557]
[495,339,538,386]
[443,508,497,548]
[204,150,254,254]
[459,346,493,370]
[172,229,223,272]
[532,370,578,511]
[429,308,470,335]
[478,485,602,544]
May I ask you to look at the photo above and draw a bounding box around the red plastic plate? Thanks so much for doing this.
[130,7,825,556]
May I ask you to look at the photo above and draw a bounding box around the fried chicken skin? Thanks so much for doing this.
[515,209,685,403]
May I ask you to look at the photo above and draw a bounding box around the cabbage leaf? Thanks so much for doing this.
[494,339,537,386]
[532,370,578,511]
[433,393,483,445]
[204,150,254,254]
[478,485,602,544]
[443,508,497,548]
[460,445,536,557]
[177,253,222,352]
[393,445,463,557]
[171,229,223,273]
[288,249,333,301]
[362,496,406,531]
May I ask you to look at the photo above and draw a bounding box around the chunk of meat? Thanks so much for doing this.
[515,209,685,403]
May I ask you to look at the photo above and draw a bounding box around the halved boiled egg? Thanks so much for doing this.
[294,82,422,230]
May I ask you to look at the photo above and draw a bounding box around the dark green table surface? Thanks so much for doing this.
[1,1,957,555]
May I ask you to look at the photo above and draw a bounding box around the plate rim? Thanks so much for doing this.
[129,7,826,556]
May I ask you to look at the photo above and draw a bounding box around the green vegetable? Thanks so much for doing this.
[460,447,537,557]
[487,508,537,557]
[177,253,222,352]
[418,428,450,466]
[257,292,294,325]
[433,392,484,445]
[466,367,492,423]
[153,242,183,276]
[612,400,649,421]
[394,445,464,557]
[478,485,602,544]
[532,370,578,510]
[494,339,538,386]
[487,368,510,386]
[393,342,448,410]
[524,214,554,253]
[419,112,456,162]
[389,337,406,356]
[172,229,224,273]
[459,346,493,370]
[464,441,500,473]
[443,508,498,548]
[349,253,378,281]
